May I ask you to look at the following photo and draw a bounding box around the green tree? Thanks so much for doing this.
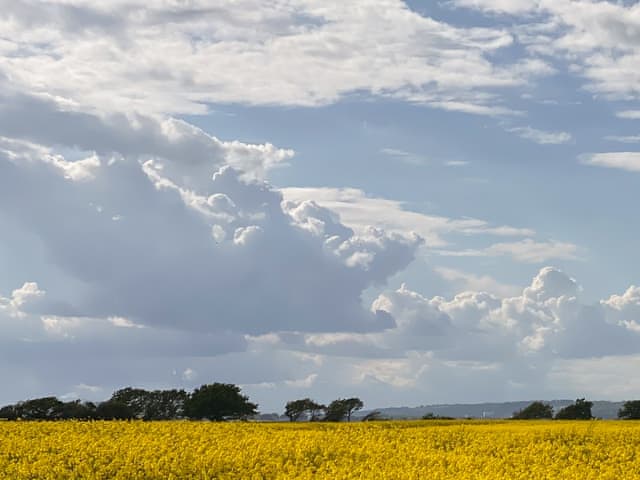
[95,400,135,420]
[110,387,188,420]
[284,398,326,421]
[285,399,310,422]
[324,398,364,422]
[0,404,19,420]
[185,383,257,421]
[60,400,97,419]
[306,400,326,421]
[555,398,593,420]
[512,401,554,420]
[618,400,640,419]
[18,397,65,420]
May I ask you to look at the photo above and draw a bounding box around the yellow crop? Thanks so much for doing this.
[1,420,639,479]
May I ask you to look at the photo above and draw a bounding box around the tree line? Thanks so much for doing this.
[5,387,640,421]
[0,385,366,422]
[0,383,257,421]
[512,398,640,420]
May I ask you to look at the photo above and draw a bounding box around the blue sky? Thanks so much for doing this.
[1,0,640,412]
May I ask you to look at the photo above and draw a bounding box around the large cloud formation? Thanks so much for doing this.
[244,267,640,408]
[2,1,640,410]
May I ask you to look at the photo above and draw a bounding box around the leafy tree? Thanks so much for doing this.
[95,400,134,420]
[145,389,189,420]
[185,383,257,421]
[110,388,151,419]
[306,400,326,421]
[512,401,554,420]
[618,400,640,419]
[110,387,188,420]
[324,398,364,422]
[284,398,326,421]
[0,404,19,420]
[285,399,310,422]
[60,400,97,419]
[18,397,65,420]
[555,398,593,420]
[343,398,364,422]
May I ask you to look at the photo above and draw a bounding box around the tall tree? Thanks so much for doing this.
[555,398,593,420]
[185,383,257,421]
[284,398,326,421]
[324,398,364,422]
[618,400,640,419]
[109,387,188,420]
[285,399,310,422]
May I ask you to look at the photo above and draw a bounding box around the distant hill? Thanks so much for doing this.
[356,400,624,420]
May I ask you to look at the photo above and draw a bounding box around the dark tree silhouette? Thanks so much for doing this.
[95,400,134,420]
[324,398,364,422]
[185,383,257,421]
[284,398,326,421]
[618,400,640,419]
[512,401,554,420]
[555,398,593,420]
[285,399,310,422]
[110,387,188,420]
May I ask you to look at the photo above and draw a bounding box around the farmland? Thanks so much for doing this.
[1,420,639,479]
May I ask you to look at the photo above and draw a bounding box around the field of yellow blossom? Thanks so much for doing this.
[1,420,639,479]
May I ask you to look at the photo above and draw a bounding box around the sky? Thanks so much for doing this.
[1,0,640,413]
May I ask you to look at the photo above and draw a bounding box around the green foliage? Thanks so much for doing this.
[95,400,134,420]
[284,398,326,422]
[555,398,593,420]
[185,383,258,421]
[110,387,188,420]
[618,400,640,419]
[512,401,554,420]
[324,397,364,422]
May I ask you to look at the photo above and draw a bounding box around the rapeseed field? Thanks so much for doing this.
[1,420,638,479]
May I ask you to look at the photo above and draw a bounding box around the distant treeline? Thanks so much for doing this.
[0,383,257,421]
[510,399,640,420]
[0,385,366,422]
[5,389,639,422]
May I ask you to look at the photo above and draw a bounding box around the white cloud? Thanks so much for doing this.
[0,0,551,116]
[0,115,418,336]
[437,239,580,263]
[605,135,640,144]
[282,187,535,249]
[435,267,521,297]
[381,148,427,166]
[458,1,640,103]
[452,0,538,15]
[507,126,572,145]
[444,160,470,167]
[617,111,640,120]
[581,152,640,172]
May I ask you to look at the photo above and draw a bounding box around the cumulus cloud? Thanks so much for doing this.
[0,143,417,335]
[237,266,640,407]
[282,187,535,248]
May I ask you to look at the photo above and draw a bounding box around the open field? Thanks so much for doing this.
[1,420,639,479]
